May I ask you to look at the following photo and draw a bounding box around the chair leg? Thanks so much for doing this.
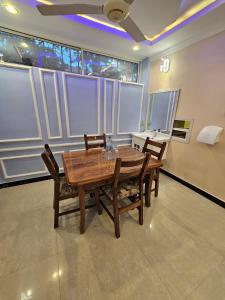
[139,191,144,225]
[114,215,120,239]
[53,191,56,209]
[113,197,120,238]
[94,189,102,215]
[145,170,154,207]
[54,199,59,228]
[139,205,143,226]
[155,168,160,197]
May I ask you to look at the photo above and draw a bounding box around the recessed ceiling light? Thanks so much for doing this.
[133,45,140,51]
[20,42,28,48]
[3,3,19,14]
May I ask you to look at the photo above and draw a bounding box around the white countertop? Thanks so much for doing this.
[132,132,171,142]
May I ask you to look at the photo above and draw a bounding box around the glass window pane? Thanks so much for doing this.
[83,51,138,82]
[70,49,82,74]
[0,31,138,81]
[117,60,138,82]
[83,51,119,79]
[39,41,63,70]
[0,32,35,66]
[61,46,71,72]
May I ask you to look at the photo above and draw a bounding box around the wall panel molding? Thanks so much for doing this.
[39,69,62,139]
[62,72,100,138]
[0,154,47,179]
[0,63,42,143]
[117,81,144,135]
[0,145,43,153]
[104,79,116,135]
[0,138,131,153]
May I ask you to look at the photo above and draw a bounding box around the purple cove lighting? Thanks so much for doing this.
[15,0,225,46]
[66,14,137,42]
[20,0,37,8]
[16,0,143,43]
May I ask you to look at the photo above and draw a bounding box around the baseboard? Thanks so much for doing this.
[160,169,225,209]
[0,173,64,189]
[1,170,225,210]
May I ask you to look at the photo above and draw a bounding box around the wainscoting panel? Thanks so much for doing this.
[62,73,100,138]
[0,64,42,142]
[104,79,116,135]
[39,69,62,139]
[0,63,145,184]
[0,154,47,179]
[117,82,144,134]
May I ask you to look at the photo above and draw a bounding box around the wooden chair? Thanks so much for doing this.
[44,144,60,174]
[100,153,151,238]
[84,133,106,150]
[41,149,102,229]
[142,138,166,197]
[44,144,64,209]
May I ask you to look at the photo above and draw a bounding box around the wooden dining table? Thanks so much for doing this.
[62,146,162,234]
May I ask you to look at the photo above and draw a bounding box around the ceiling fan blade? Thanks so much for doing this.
[119,16,146,43]
[123,0,135,4]
[37,4,104,16]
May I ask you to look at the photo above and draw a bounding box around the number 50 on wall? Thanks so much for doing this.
[160,58,170,73]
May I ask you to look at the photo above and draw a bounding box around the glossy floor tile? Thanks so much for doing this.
[0,175,225,300]
[0,255,60,300]
[186,260,225,300]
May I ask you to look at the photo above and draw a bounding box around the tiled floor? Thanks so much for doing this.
[0,174,225,300]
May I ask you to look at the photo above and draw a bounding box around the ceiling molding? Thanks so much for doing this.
[149,23,225,61]
[1,0,225,60]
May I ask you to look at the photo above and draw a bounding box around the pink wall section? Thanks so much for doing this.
[150,30,225,201]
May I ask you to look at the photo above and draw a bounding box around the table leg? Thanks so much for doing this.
[78,185,85,234]
[145,169,154,207]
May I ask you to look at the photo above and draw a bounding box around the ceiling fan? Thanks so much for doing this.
[37,0,146,43]
[37,0,201,43]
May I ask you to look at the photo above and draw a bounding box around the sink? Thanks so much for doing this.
[133,132,171,142]
[132,132,170,160]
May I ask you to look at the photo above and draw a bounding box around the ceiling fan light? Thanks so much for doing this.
[108,9,129,22]
[103,0,129,23]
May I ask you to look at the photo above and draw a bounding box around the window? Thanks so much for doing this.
[83,51,118,79]
[117,59,138,82]
[83,51,138,82]
[0,31,82,73]
[0,31,138,82]
[146,90,180,134]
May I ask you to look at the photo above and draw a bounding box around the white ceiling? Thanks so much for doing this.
[1,0,225,61]
[72,0,181,36]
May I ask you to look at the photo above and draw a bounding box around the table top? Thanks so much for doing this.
[62,147,162,186]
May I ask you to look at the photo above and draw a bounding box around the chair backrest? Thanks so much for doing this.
[84,133,106,150]
[41,150,58,181]
[113,153,151,190]
[142,138,166,161]
[44,144,59,174]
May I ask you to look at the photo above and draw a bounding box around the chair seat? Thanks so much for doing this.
[102,179,140,201]
[59,176,77,198]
